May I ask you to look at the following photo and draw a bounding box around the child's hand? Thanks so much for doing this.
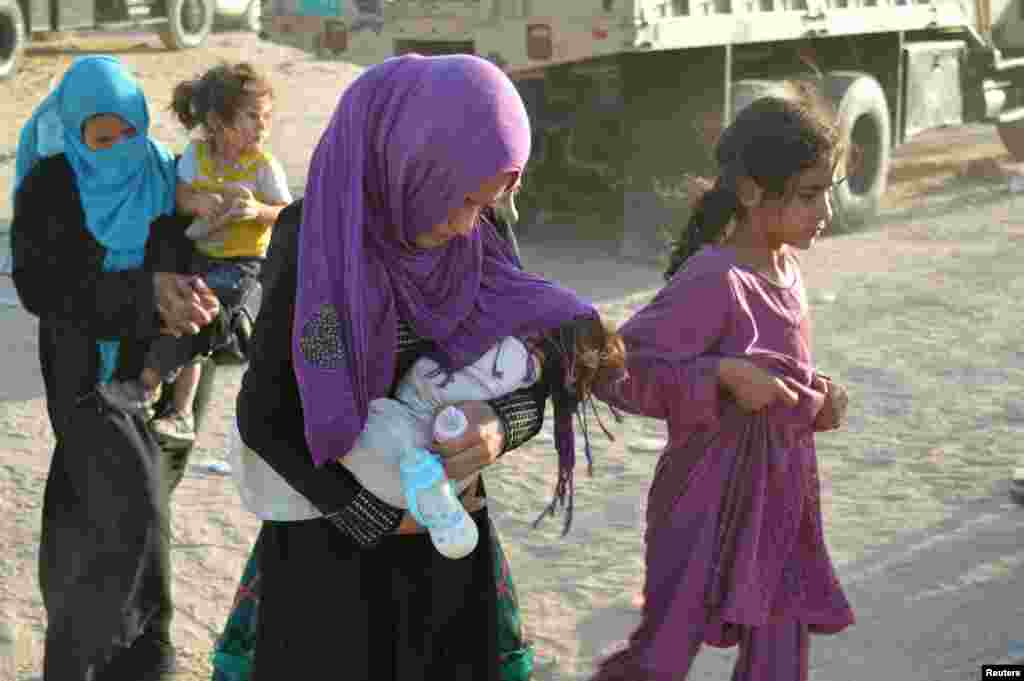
[194,192,228,221]
[718,357,801,412]
[812,375,848,431]
[222,186,263,223]
[203,216,233,240]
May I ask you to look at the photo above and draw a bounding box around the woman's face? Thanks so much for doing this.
[414,171,520,249]
[82,114,137,151]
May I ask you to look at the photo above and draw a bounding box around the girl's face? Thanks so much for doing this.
[752,158,834,251]
[216,93,273,157]
[415,171,520,249]
[82,114,138,151]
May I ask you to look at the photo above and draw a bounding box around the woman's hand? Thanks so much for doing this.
[154,273,220,337]
[432,400,506,482]
[718,357,801,412]
[812,375,849,431]
[395,488,485,535]
[394,400,503,535]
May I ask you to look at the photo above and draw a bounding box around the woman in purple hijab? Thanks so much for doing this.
[229,54,602,681]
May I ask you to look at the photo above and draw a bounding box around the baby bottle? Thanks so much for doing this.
[398,425,478,560]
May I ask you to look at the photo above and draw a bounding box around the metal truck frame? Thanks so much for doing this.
[259,0,1024,259]
[0,0,216,81]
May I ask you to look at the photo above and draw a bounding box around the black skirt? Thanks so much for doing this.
[39,393,166,681]
[253,508,500,681]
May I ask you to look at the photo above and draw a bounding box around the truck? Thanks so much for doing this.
[257,0,1024,260]
[0,0,217,81]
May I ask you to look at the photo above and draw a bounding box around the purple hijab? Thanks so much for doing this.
[293,54,595,476]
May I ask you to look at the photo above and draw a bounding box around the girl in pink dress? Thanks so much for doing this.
[591,91,854,681]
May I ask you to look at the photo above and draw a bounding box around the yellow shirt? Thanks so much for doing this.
[179,141,292,259]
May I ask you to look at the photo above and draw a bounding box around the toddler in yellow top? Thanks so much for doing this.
[99,62,291,448]
[180,137,289,258]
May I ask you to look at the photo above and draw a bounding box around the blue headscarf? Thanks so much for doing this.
[15,56,177,381]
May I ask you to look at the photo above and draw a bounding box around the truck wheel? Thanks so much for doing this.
[821,72,891,231]
[159,0,215,50]
[0,0,25,81]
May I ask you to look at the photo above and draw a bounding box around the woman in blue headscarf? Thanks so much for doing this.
[10,55,220,681]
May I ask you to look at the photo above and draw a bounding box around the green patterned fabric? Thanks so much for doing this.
[211,517,534,681]
[210,534,261,681]
[492,520,536,681]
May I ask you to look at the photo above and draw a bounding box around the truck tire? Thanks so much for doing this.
[820,72,891,231]
[0,0,25,81]
[159,0,215,50]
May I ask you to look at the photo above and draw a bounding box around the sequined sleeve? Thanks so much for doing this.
[322,487,404,547]
[489,382,546,454]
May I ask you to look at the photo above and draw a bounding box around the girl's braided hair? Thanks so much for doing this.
[664,84,842,281]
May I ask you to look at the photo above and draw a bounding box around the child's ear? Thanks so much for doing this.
[736,175,763,209]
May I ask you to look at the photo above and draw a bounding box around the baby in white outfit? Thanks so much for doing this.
[230,315,624,524]
[229,336,540,521]
[341,336,540,508]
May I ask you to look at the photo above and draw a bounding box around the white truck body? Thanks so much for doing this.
[260,0,1007,70]
[259,0,1024,258]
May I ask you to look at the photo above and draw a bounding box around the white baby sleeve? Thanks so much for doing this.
[339,398,428,509]
[400,337,538,410]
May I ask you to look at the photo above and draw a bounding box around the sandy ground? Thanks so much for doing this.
[0,30,1022,681]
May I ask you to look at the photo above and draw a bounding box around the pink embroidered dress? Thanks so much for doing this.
[592,245,854,676]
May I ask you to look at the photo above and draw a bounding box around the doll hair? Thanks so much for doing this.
[533,314,626,535]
